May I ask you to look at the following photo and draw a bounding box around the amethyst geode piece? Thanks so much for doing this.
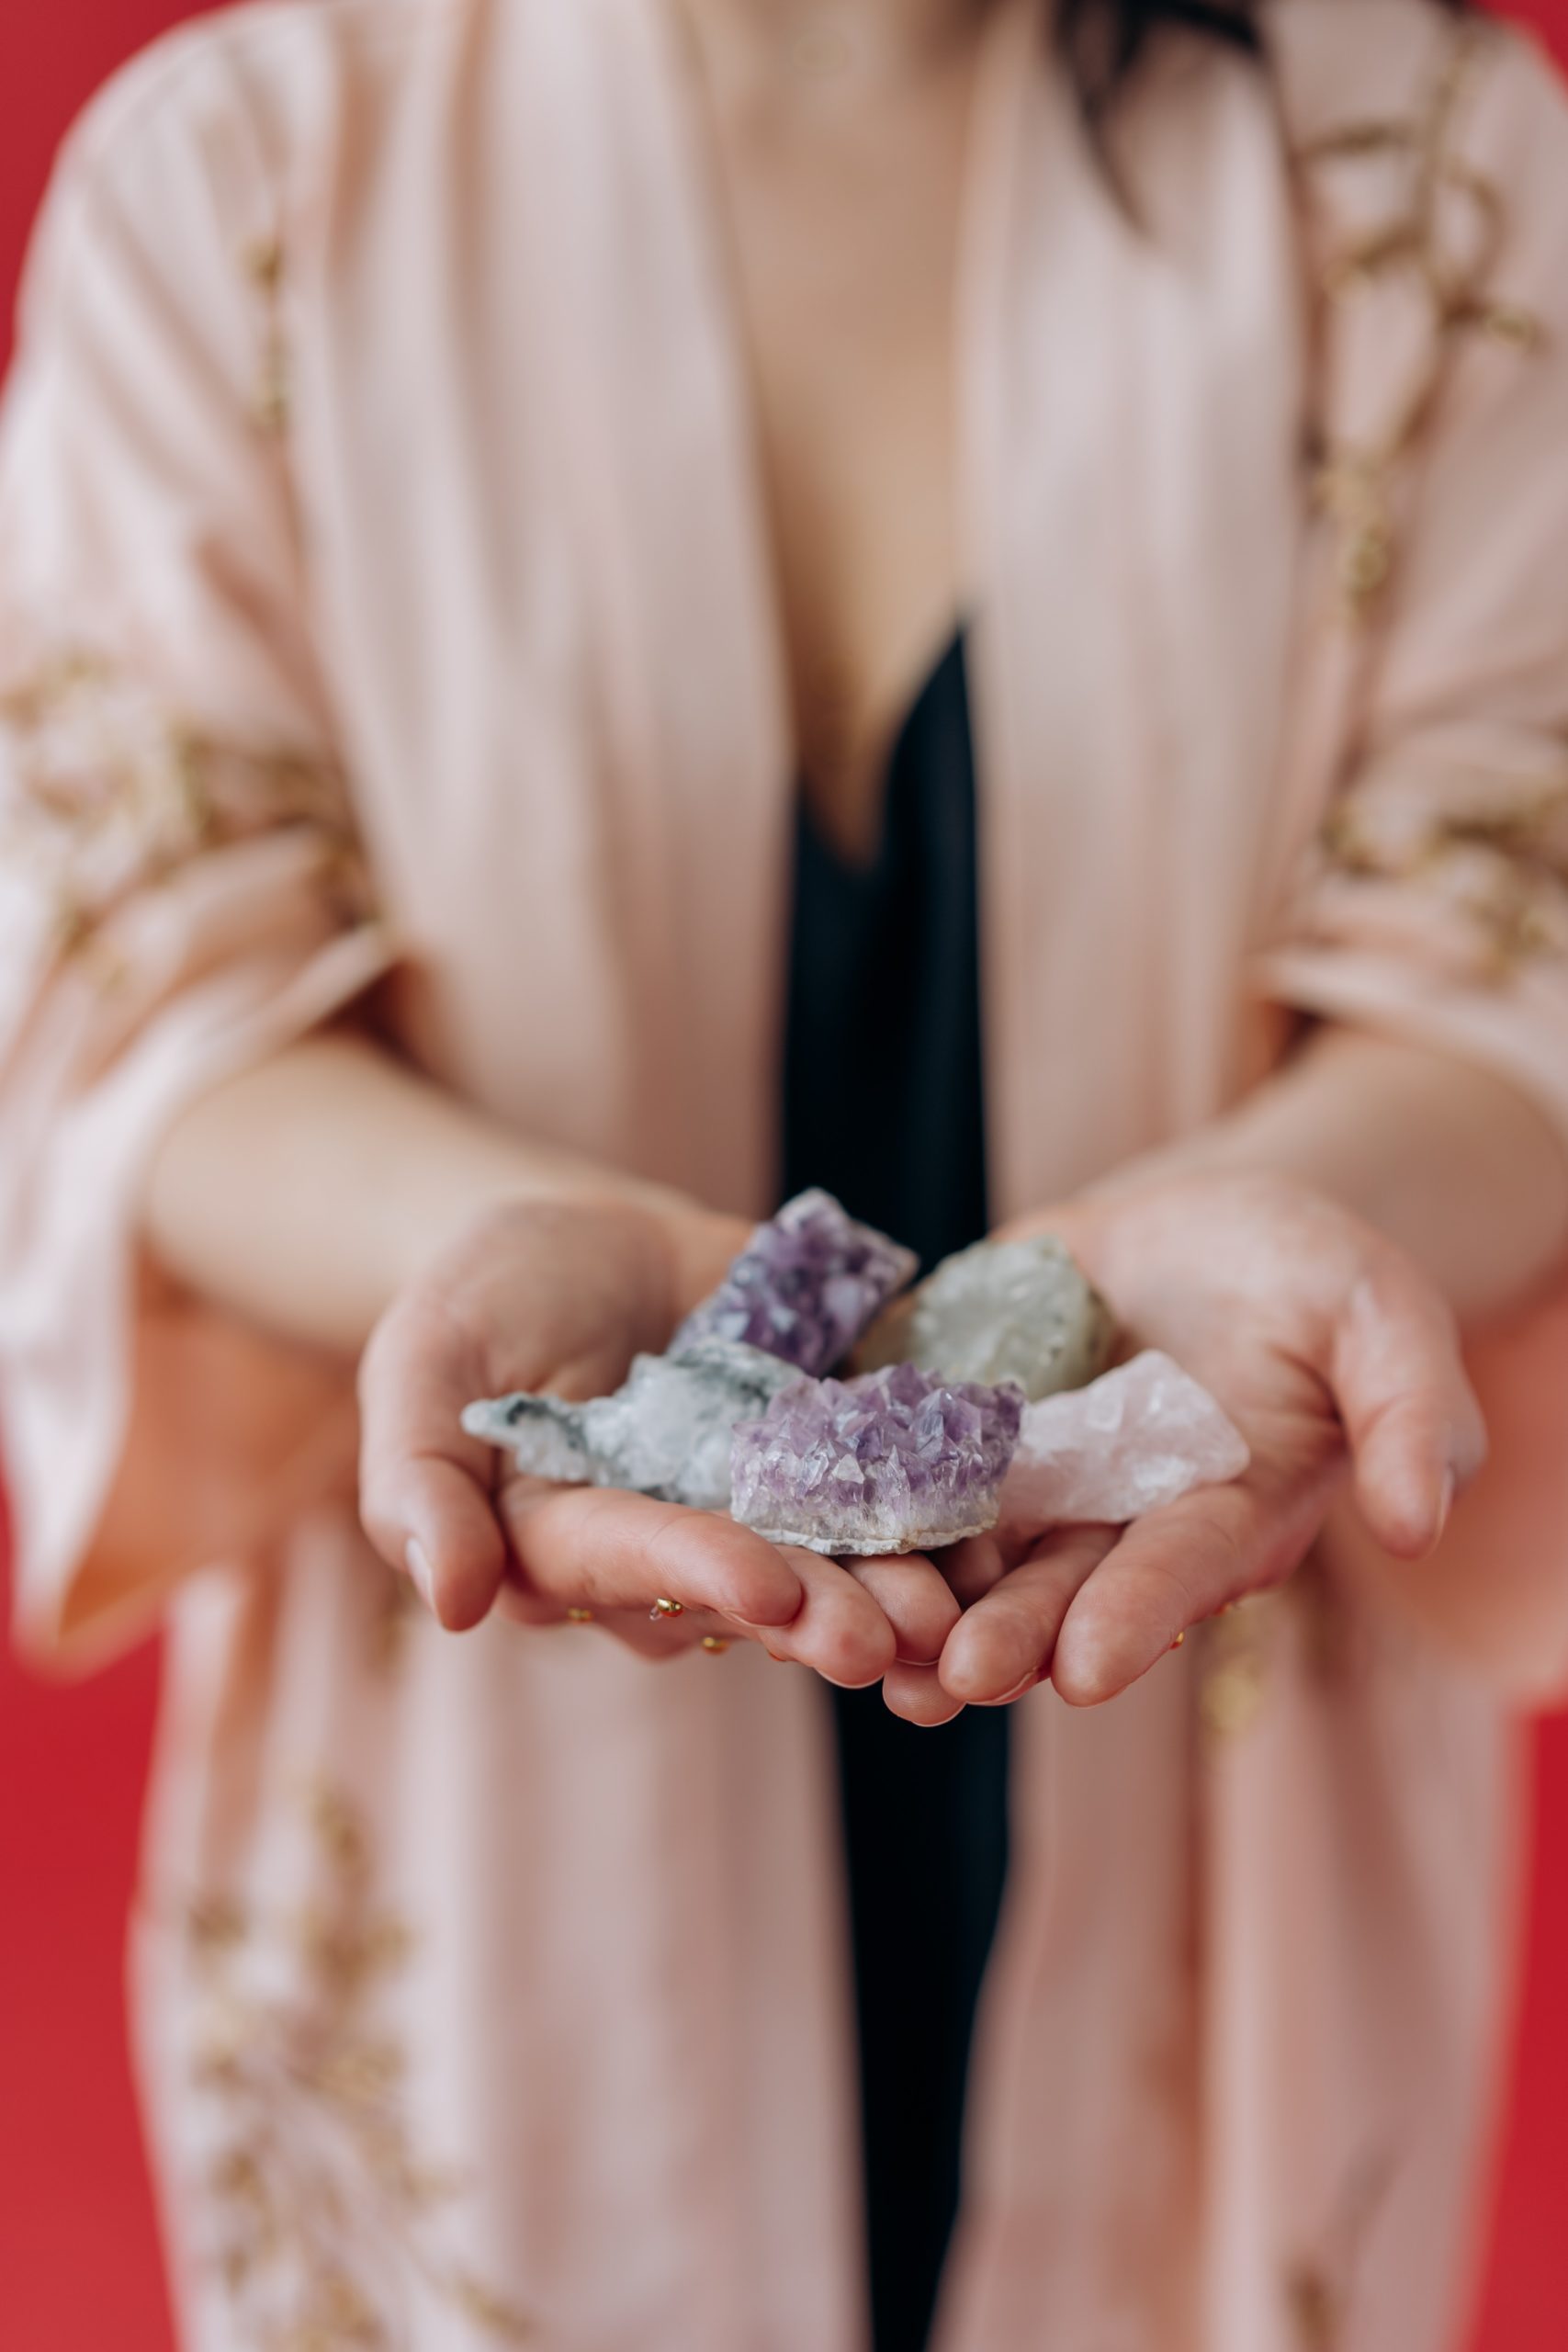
[671,1189,917,1376]
[729,1360,1025,1556]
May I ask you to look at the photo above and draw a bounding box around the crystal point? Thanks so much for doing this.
[672,1188,917,1376]
[856,1233,1113,1399]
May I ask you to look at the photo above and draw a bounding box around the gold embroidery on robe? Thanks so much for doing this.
[0,651,374,964]
[187,1787,531,2346]
[1301,20,1546,628]
[1199,1592,1276,1745]
[1315,768,1568,975]
[243,234,291,436]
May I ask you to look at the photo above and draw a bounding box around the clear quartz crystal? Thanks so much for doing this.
[462,1339,802,1511]
[855,1233,1113,1399]
[671,1188,917,1376]
[999,1350,1249,1527]
[730,1360,1024,1555]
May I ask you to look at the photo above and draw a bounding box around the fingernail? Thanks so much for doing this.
[991,1670,1040,1704]
[1434,1465,1455,1544]
[1169,1630,1186,1651]
[406,1537,435,1611]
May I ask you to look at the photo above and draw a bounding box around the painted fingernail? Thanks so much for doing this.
[565,1607,594,1623]
[405,1537,435,1611]
[700,1635,730,1654]
[1169,1630,1186,1651]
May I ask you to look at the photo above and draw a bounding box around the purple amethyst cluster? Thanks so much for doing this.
[730,1360,1025,1555]
[671,1187,917,1377]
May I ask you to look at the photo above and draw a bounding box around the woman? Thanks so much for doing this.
[3,0,1568,2342]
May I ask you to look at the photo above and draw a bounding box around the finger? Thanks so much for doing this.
[494,1583,570,1630]
[935,1531,1012,1609]
[373,1452,510,1632]
[882,1660,966,1727]
[500,1483,804,1628]
[938,1524,1116,1704]
[845,1555,962,1664]
[1329,1261,1487,1558]
[1050,1462,1334,1707]
[358,1304,509,1631]
[760,1549,898,1687]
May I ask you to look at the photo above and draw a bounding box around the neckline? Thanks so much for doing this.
[797,622,967,877]
[646,0,1033,797]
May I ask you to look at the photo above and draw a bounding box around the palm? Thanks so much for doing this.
[399,1197,675,1414]
[892,1172,1483,1722]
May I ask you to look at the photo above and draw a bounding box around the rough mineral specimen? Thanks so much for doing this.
[999,1350,1249,1527]
[462,1338,801,1511]
[729,1360,1025,1555]
[855,1233,1114,1400]
[671,1188,917,1377]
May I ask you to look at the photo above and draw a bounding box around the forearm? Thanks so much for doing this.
[142,1030,743,1354]
[1094,1025,1568,1323]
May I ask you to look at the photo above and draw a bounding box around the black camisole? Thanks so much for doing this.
[781,632,1009,2352]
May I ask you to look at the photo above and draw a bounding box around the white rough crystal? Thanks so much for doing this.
[461,1338,801,1511]
[855,1233,1113,1400]
[999,1350,1249,1527]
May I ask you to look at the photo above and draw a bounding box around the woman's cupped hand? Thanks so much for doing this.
[886,1170,1487,1725]
[356,1196,962,1678]
[356,1174,1484,1716]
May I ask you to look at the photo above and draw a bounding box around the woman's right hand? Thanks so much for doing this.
[357,1195,960,1675]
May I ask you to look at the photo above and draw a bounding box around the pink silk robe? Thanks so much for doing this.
[4,0,1568,2345]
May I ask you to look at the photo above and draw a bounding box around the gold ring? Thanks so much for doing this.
[649,1596,684,1621]
[700,1635,730,1655]
[565,1607,594,1623]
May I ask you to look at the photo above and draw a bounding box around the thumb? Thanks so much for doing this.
[1328,1256,1486,1559]
[357,1300,510,1631]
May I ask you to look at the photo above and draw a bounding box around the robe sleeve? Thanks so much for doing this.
[1254,22,1568,1699]
[1257,26,1568,1131]
[0,51,396,1668]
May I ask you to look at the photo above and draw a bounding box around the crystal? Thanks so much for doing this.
[856,1233,1114,1399]
[729,1359,1024,1555]
[999,1350,1249,1527]
[462,1338,802,1511]
[671,1188,917,1376]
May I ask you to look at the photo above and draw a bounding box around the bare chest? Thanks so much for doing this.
[692,52,978,857]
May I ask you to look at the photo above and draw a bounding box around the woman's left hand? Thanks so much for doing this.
[883,1171,1487,1725]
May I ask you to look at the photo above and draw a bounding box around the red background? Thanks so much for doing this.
[1,4,1566,2345]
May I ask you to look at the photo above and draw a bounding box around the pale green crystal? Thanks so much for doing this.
[855,1234,1113,1401]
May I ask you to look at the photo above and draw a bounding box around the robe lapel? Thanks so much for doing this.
[513,0,793,1214]
[961,16,1305,1215]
